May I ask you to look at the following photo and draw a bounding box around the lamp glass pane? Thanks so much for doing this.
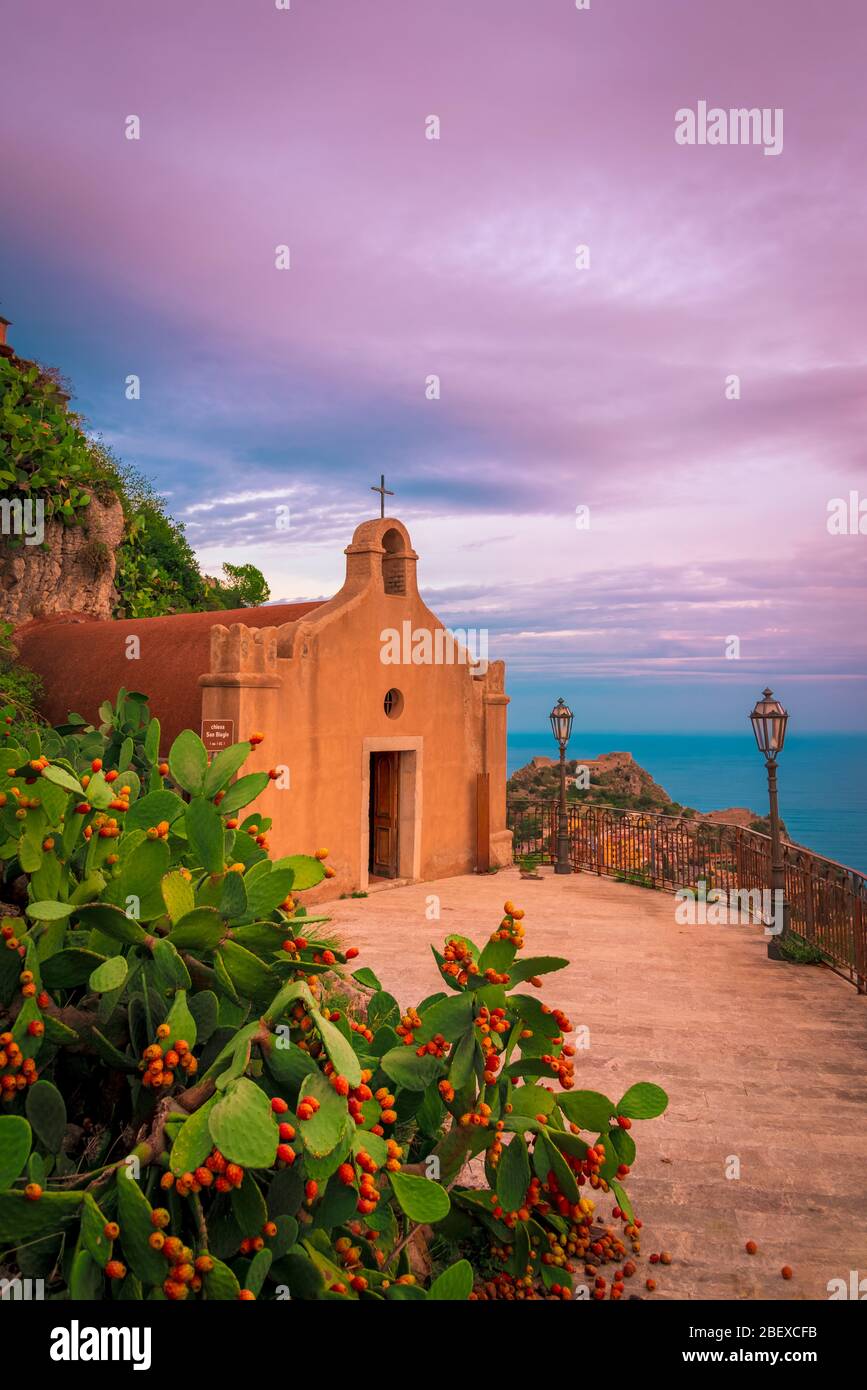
[549,702,573,744]
[768,713,787,752]
[750,693,787,756]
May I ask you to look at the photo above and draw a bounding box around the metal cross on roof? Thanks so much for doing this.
[370,473,394,518]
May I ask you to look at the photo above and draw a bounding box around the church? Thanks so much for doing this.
[17,515,512,897]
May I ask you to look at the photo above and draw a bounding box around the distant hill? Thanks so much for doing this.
[507,751,782,838]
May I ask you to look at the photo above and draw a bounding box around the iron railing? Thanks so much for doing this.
[507,799,867,993]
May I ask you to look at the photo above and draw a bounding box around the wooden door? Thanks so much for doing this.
[370,752,399,878]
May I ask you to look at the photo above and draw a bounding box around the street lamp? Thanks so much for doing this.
[549,696,574,875]
[749,688,790,945]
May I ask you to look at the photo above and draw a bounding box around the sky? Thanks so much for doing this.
[2,0,866,732]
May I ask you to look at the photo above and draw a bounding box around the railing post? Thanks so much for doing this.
[854,891,866,994]
[803,855,815,946]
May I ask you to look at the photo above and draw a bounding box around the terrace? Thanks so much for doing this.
[329,863,867,1300]
[508,799,867,992]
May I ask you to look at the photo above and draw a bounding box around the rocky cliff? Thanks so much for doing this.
[0,494,123,626]
[512,751,675,809]
[509,750,773,832]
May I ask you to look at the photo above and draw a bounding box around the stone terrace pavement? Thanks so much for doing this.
[328,865,867,1301]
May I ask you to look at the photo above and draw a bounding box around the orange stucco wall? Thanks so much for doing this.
[201,519,511,898]
[20,517,511,898]
[15,602,321,745]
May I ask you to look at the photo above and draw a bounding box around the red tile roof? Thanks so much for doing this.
[16,602,323,746]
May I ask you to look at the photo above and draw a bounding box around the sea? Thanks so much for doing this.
[507,731,867,875]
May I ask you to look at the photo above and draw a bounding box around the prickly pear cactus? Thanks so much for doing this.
[0,693,667,1300]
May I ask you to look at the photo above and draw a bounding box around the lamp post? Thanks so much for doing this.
[549,696,574,875]
[749,688,790,947]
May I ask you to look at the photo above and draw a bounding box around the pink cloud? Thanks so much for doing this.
[2,0,865,702]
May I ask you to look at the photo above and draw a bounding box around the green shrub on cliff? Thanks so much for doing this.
[109,459,210,619]
[0,356,112,527]
[0,622,42,725]
[1,352,268,620]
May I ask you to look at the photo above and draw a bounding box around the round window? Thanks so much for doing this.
[383,688,404,718]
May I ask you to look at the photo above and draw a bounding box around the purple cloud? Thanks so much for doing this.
[2,0,865,724]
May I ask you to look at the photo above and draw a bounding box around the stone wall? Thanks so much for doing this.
[0,494,124,626]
